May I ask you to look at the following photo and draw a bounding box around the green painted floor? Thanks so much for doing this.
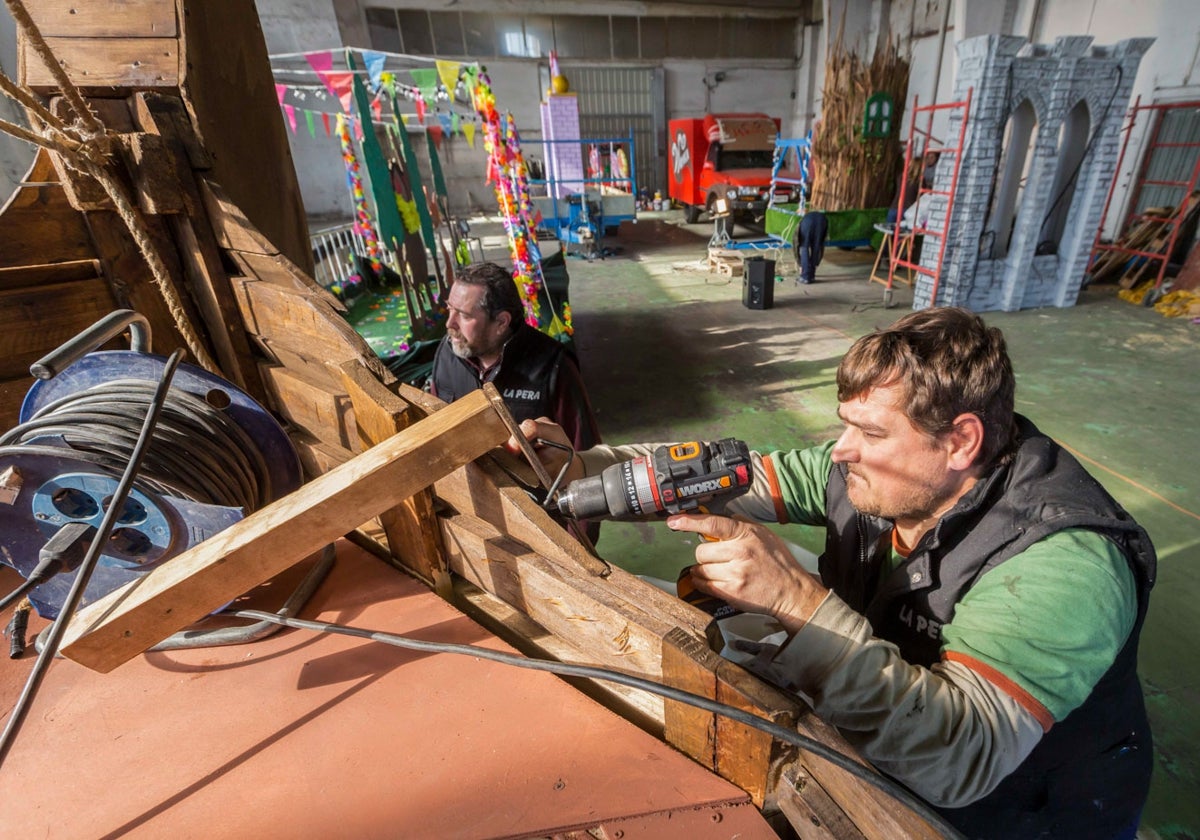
[545,212,1200,839]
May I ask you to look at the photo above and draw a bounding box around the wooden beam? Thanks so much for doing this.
[23,37,179,91]
[0,278,117,380]
[0,150,95,266]
[259,362,357,451]
[337,360,450,589]
[22,0,177,38]
[60,389,509,672]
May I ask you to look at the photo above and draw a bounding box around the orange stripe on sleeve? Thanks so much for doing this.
[944,651,1056,732]
[762,454,788,524]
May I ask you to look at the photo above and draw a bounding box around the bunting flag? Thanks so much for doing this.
[410,67,439,104]
[322,112,331,137]
[451,112,461,135]
[414,94,426,124]
[275,84,288,105]
[306,51,336,99]
[438,113,453,136]
[463,121,476,148]
[348,49,406,252]
[284,104,297,132]
[427,125,443,149]
[319,71,356,112]
[371,98,383,121]
[362,50,387,91]
[435,59,461,92]
[304,109,315,137]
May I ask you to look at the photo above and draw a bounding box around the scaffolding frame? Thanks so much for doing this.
[876,89,972,306]
[1088,97,1200,294]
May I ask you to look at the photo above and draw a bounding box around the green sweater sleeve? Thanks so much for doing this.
[764,440,837,526]
[941,528,1137,722]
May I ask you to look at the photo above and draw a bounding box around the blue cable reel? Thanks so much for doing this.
[0,311,302,619]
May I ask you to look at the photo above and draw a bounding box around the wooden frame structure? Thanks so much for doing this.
[0,2,939,836]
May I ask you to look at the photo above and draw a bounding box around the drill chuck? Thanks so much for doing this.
[556,439,752,521]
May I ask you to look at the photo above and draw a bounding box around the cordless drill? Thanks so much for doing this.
[555,438,753,521]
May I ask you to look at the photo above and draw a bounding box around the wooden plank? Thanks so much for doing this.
[0,150,95,266]
[441,513,674,680]
[80,210,194,361]
[118,132,185,214]
[287,429,353,479]
[0,278,117,379]
[337,360,449,588]
[713,657,801,806]
[182,1,313,274]
[132,91,211,170]
[60,389,509,672]
[198,177,280,256]
[259,362,357,451]
[0,260,101,292]
[232,278,388,382]
[22,0,177,37]
[662,627,720,770]
[229,249,342,306]
[777,764,865,840]
[23,37,179,91]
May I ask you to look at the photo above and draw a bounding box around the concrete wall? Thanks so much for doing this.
[0,9,34,202]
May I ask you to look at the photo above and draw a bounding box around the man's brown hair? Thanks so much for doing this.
[453,262,524,328]
[836,307,1017,468]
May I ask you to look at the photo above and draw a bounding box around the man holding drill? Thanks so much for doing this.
[513,307,1154,839]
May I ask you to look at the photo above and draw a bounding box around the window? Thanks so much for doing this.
[430,11,465,56]
[365,9,400,54]
[396,10,433,55]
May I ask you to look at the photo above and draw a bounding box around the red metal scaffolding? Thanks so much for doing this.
[875,89,972,306]
[1089,97,1200,293]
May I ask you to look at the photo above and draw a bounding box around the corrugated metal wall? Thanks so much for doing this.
[560,65,665,196]
[1135,105,1200,216]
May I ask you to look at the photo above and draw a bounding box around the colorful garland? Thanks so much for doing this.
[336,113,383,272]
[470,68,573,335]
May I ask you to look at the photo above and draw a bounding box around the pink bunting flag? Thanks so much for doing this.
[284,104,297,132]
[415,95,426,124]
[275,84,288,105]
[371,98,383,121]
[306,50,335,96]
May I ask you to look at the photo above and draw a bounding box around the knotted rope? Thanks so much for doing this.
[0,0,219,374]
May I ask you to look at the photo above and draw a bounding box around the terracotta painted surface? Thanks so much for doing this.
[0,542,773,839]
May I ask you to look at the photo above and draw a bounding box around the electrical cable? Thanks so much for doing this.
[0,349,184,771]
[233,608,966,840]
[0,378,271,511]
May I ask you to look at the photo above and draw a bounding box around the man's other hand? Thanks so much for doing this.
[669,513,827,634]
[506,417,585,485]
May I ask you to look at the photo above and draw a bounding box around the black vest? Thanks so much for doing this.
[431,324,565,425]
[820,417,1155,839]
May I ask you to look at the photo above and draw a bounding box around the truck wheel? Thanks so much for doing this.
[684,204,700,224]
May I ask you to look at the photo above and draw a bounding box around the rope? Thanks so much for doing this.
[3,0,102,136]
[0,0,221,374]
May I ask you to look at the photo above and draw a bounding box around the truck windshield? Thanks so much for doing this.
[718,148,775,170]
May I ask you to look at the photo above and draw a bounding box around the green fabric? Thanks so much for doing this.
[346,51,405,251]
[765,442,1137,722]
[389,93,437,258]
[765,205,889,248]
[426,131,448,198]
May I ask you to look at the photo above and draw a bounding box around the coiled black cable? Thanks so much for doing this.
[0,378,271,511]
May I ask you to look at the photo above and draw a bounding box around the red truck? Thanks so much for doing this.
[667,113,800,229]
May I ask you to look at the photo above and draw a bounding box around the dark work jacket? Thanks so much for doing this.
[431,324,566,426]
[820,416,1155,839]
